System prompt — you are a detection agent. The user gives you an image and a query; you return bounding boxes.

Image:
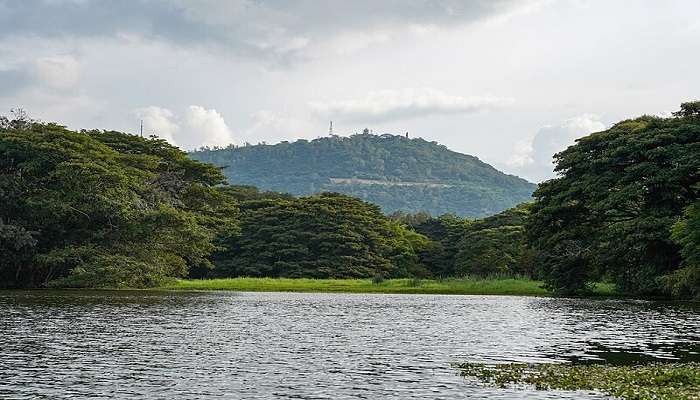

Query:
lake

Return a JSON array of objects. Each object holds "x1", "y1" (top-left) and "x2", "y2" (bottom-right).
[{"x1": 1, "y1": 291, "x2": 698, "y2": 399}]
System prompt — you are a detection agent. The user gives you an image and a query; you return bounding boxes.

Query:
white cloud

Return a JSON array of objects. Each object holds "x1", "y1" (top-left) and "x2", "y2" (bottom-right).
[
  {"x1": 310, "y1": 88, "x2": 514, "y2": 123},
  {"x1": 134, "y1": 106, "x2": 179, "y2": 145},
  {"x1": 32, "y1": 55, "x2": 80, "y2": 91},
  {"x1": 0, "y1": 1, "x2": 533, "y2": 65},
  {"x1": 182, "y1": 105, "x2": 235, "y2": 149},
  {"x1": 242, "y1": 110, "x2": 316, "y2": 143},
  {"x1": 134, "y1": 105, "x2": 234, "y2": 149},
  {"x1": 507, "y1": 114, "x2": 606, "y2": 182},
  {"x1": 327, "y1": 30, "x2": 393, "y2": 55}
]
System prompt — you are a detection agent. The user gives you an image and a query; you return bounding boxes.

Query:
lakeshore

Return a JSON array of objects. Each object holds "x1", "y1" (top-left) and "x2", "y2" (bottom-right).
[{"x1": 158, "y1": 277, "x2": 617, "y2": 296}]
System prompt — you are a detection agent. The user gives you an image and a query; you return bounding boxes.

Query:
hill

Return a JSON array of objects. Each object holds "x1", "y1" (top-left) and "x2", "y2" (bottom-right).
[{"x1": 190, "y1": 133, "x2": 536, "y2": 217}]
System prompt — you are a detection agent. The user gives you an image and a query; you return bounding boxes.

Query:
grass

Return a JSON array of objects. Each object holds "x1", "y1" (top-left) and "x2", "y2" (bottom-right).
[
  {"x1": 158, "y1": 277, "x2": 617, "y2": 297},
  {"x1": 454, "y1": 362, "x2": 700, "y2": 400}
]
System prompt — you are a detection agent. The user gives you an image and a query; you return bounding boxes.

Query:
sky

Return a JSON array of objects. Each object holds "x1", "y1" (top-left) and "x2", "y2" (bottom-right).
[{"x1": 1, "y1": 0, "x2": 698, "y2": 182}]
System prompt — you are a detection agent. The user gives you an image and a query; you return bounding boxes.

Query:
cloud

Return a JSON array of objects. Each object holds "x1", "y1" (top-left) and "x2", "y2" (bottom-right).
[
  {"x1": 508, "y1": 114, "x2": 606, "y2": 182},
  {"x1": 33, "y1": 55, "x2": 80, "y2": 91},
  {"x1": 134, "y1": 105, "x2": 234, "y2": 149},
  {"x1": 0, "y1": 68, "x2": 31, "y2": 95},
  {"x1": 326, "y1": 29, "x2": 393, "y2": 55},
  {"x1": 182, "y1": 105, "x2": 234, "y2": 149},
  {"x1": 310, "y1": 88, "x2": 514, "y2": 123},
  {"x1": 0, "y1": 0, "x2": 533, "y2": 63},
  {"x1": 0, "y1": 54, "x2": 80, "y2": 97},
  {"x1": 135, "y1": 106, "x2": 179, "y2": 145},
  {"x1": 242, "y1": 110, "x2": 316, "y2": 143}
]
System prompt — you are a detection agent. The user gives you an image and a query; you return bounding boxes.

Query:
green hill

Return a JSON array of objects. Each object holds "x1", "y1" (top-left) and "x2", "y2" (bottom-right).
[{"x1": 190, "y1": 133, "x2": 536, "y2": 217}]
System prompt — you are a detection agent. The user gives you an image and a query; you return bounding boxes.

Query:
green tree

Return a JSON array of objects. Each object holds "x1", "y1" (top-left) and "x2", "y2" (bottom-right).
[
  {"x1": 211, "y1": 193, "x2": 428, "y2": 279},
  {"x1": 663, "y1": 201, "x2": 700, "y2": 297},
  {"x1": 455, "y1": 204, "x2": 535, "y2": 277},
  {"x1": 528, "y1": 104, "x2": 699, "y2": 295},
  {"x1": 409, "y1": 214, "x2": 472, "y2": 277},
  {"x1": 672, "y1": 100, "x2": 700, "y2": 118},
  {"x1": 0, "y1": 119, "x2": 238, "y2": 288}
]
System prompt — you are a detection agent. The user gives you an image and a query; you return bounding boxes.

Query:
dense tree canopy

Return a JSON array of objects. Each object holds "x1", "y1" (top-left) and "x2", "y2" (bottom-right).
[
  {"x1": 392, "y1": 204, "x2": 534, "y2": 278},
  {"x1": 664, "y1": 201, "x2": 700, "y2": 297},
  {"x1": 0, "y1": 118, "x2": 238, "y2": 288},
  {"x1": 528, "y1": 103, "x2": 700, "y2": 295},
  {"x1": 190, "y1": 133, "x2": 535, "y2": 217},
  {"x1": 210, "y1": 192, "x2": 430, "y2": 279},
  {"x1": 454, "y1": 203, "x2": 535, "y2": 277},
  {"x1": 402, "y1": 213, "x2": 472, "y2": 277}
]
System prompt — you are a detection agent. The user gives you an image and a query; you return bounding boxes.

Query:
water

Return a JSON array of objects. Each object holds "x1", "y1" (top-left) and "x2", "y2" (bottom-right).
[{"x1": 1, "y1": 291, "x2": 698, "y2": 399}]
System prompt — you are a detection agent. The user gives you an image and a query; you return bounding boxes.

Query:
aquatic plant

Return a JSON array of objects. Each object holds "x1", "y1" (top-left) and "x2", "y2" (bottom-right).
[{"x1": 454, "y1": 362, "x2": 700, "y2": 400}]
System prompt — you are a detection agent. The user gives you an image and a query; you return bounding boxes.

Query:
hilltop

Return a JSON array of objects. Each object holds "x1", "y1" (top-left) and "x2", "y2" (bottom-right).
[{"x1": 190, "y1": 133, "x2": 536, "y2": 217}]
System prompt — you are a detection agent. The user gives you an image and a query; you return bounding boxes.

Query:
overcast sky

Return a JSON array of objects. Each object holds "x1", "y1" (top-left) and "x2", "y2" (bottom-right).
[{"x1": 1, "y1": 0, "x2": 698, "y2": 182}]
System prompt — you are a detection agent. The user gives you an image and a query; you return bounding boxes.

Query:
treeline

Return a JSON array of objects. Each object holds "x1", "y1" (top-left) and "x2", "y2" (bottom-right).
[
  {"x1": 1, "y1": 102, "x2": 698, "y2": 297},
  {"x1": 203, "y1": 188, "x2": 532, "y2": 280},
  {"x1": 0, "y1": 113, "x2": 532, "y2": 288}
]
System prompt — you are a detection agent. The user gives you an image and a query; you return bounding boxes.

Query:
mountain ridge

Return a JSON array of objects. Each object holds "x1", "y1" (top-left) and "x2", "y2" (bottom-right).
[{"x1": 190, "y1": 133, "x2": 535, "y2": 217}]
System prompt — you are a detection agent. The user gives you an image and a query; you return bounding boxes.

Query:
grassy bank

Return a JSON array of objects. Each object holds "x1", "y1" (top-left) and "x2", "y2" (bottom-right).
[{"x1": 159, "y1": 277, "x2": 616, "y2": 296}]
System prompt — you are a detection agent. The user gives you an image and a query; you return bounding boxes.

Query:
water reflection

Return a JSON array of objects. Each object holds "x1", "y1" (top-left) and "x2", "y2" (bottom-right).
[
  {"x1": 526, "y1": 298, "x2": 700, "y2": 364},
  {"x1": 0, "y1": 291, "x2": 697, "y2": 399}
]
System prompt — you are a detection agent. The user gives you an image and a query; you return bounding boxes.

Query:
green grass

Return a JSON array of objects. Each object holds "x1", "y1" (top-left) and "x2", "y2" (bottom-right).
[
  {"x1": 454, "y1": 362, "x2": 700, "y2": 400},
  {"x1": 158, "y1": 277, "x2": 616, "y2": 297}
]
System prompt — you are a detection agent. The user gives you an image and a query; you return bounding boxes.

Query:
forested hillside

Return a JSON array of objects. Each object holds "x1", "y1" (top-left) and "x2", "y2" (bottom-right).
[{"x1": 190, "y1": 133, "x2": 536, "y2": 217}]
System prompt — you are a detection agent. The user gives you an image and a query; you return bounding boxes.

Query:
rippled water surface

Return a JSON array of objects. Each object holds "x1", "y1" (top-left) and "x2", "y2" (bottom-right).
[{"x1": 1, "y1": 291, "x2": 698, "y2": 399}]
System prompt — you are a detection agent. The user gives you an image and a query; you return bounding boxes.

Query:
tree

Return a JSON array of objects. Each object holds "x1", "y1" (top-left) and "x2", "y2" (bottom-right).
[
  {"x1": 663, "y1": 201, "x2": 700, "y2": 297},
  {"x1": 672, "y1": 100, "x2": 700, "y2": 118},
  {"x1": 0, "y1": 119, "x2": 239, "y2": 288},
  {"x1": 409, "y1": 214, "x2": 472, "y2": 277},
  {"x1": 528, "y1": 104, "x2": 700, "y2": 295},
  {"x1": 455, "y1": 204, "x2": 535, "y2": 277},
  {"x1": 211, "y1": 193, "x2": 428, "y2": 279}
]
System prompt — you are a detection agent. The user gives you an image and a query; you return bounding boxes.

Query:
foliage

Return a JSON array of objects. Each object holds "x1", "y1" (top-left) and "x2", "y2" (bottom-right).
[
  {"x1": 673, "y1": 100, "x2": 700, "y2": 118},
  {"x1": 528, "y1": 105, "x2": 700, "y2": 295},
  {"x1": 0, "y1": 119, "x2": 238, "y2": 288},
  {"x1": 663, "y1": 201, "x2": 700, "y2": 297},
  {"x1": 455, "y1": 203, "x2": 535, "y2": 277},
  {"x1": 190, "y1": 133, "x2": 535, "y2": 217},
  {"x1": 394, "y1": 204, "x2": 535, "y2": 278},
  {"x1": 455, "y1": 362, "x2": 700, "y2": 400},
  {"x1": 397, "y1": 213, "x2": 472, "y2": 277},
  {"x1": 210, "y1": 192, "x2": 429, "y2": 279}
]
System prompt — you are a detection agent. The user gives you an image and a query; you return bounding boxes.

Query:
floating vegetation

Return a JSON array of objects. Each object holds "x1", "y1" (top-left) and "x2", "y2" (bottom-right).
[{"x1": 454, "y1": 362, "x2": 700, "y2": 400}]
